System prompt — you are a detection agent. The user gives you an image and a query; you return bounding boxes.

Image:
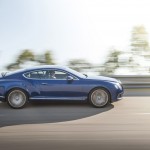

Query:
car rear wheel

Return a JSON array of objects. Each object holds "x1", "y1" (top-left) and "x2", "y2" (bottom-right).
[
  {"x1": 7, "y1": 89, "x2": 28, "y2": 109},
  {"x1": 89, "y1": 88, "x2": 110, "y2": 108}
]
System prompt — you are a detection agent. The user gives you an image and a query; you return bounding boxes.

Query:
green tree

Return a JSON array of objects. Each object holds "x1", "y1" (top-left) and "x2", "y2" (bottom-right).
[
  {"x1": 6, "y1": 50, "x2": 55, "y2": 70},
  {"x1": 6, "y1": 62, "x2": 20, "y2": 71},
  {"x1": 100, "y1": 25, "x2": 150, "y2": 75},
  {"x1": 131, "y1": 25, "x2": 149, "y2": 54},
  {"x1": 44, "y1": 51, "x2": 54, "y2": 65},
  {"x1": 101, "y1": 49, "x2": 122, "y2": 75},
  {"x1": 6, "y1": 49, "x2": 34, "y2": 70},
  {"x1": 129, "y1": 25, "x2": 150, "y2": 73},
  {"x1": 17, "y1": 49, "x2": 34, "y2": 64},
  {"x1": 67, "y1": 59, "x2": 92, "y2": 72},
  {"x1": 35, "y1": 51, "x2": 54, "y2": 65}
]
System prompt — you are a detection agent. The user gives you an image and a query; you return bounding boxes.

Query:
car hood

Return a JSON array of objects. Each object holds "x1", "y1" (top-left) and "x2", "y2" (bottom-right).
[{"x1": 86, "y1": 76, "x2": 119, "y2": 82}]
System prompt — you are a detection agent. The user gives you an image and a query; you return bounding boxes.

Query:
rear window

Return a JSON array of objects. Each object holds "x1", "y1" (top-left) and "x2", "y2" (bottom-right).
[{"x1": 24, "y1": 70, "x2": 44, "y2": 79}]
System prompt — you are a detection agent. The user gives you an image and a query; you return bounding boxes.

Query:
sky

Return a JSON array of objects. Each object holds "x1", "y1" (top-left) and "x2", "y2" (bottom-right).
[{"x1": 0, "y1": 0, "x2": 150, "y2": 69}]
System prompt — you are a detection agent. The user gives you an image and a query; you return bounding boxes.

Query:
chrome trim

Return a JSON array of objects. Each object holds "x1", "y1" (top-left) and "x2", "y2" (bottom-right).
[
  {"x1": 117, "y1": 97, "x2": 123, "y2": 100},
  {"x1": 117, "y1": 92, "x2": 123, "y2": 100},
  {"x1": 0, "y1": 96, "x2": 5, "y2": 98},
  {"x1": 29, "y1": 97, "x2": 85, "y2": 100}
]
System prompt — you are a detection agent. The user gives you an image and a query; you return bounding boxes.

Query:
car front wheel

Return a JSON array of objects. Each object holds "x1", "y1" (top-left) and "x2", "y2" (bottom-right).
[
  {"x1": 7, "y1": 89, "x2": 28, "y2": 109},
  {"x1": 89, "y1": 88, "x2": 110, "y2": 108}
]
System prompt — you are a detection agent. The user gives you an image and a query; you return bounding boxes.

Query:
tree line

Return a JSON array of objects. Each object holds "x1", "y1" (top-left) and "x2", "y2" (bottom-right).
[
  {"x1": 6, "y1": 50, "x2": 54, "y2": 70},
  {"x1": 6, "y1": 25, "x2": 150, "y2": 75}
]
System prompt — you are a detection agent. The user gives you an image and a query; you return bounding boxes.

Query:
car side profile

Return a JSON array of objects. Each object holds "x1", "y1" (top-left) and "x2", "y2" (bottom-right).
[{"x1": 0, "y1": 65, "x2": 123, "y2": 109}]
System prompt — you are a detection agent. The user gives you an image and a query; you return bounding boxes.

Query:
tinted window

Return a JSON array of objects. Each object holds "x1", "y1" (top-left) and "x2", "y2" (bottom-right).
[
  {"x1": 24, "y1": 69, "x2": 77, "y2": 80},
  {"x1": 42, "y1": 70, "x2": 68, "y2": 79},
  {"x1": 24, "y1": 70, "x2": 45, "y2": 79}
]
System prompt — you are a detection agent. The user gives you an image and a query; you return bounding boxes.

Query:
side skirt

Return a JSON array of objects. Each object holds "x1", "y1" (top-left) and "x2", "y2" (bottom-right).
[{"x1": 29, "y1": 96, "x2": 87, "y2": 101}]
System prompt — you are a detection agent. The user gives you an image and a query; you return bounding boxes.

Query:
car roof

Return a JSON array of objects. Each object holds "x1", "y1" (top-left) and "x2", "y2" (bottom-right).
[
  {"x1": 25, "y1": 65, "x2": 67, "y2": 71},
  {"x1": 5, "y1": 65, "x2": 68, "y2": 76}
]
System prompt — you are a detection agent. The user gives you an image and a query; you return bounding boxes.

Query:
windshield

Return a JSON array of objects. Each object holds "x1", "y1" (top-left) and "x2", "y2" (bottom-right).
[{"x1": 65, "y1": 67, "x2": 86, "y2": 78}]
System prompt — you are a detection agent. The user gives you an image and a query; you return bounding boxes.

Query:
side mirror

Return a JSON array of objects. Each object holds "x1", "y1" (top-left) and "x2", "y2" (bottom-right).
[
  {"x1": 83, "y1": 74, "x2": 88, "y2": 77},
  {"x1": 67, "y1": 75, "x2": 74, "y2": 81}
]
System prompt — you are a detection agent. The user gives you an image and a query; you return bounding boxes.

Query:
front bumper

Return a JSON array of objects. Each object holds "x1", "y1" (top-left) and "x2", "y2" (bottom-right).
[
  {"x1": 111, "y1": 82, "x2": 124, "y2": 102},
  {"x1": 117, "y1": 92, "x2": 124, "y2": 100}
]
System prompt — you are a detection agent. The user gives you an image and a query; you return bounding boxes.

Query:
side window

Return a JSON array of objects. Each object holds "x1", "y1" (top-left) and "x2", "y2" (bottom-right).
[
  {"x1": 24, "y1": 70, "x2": 45, "y2": 79},
  {"x1": 43, "y1": 70, "x2": 76, "y2": 80},
  {"x1": 55, "y1": 71, "x2": 67, "y2": 79},
  {"x1": 43, "y1": 70, "x2": 67, "y2": 79},
  {"x1": 53, "y1": 70, "x2": 77, "y2": 80},
  {"x1": 24, "y1": 70, "x2": 78, "y2": 80},
  {"x1": 37, "y1": 70, "x2": 45, "y2": 78}
]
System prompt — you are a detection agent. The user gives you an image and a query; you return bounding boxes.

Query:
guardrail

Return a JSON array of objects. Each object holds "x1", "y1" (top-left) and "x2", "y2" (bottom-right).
[{"x1": 110, "y1": 75, "x2": 150, "y2": 96}]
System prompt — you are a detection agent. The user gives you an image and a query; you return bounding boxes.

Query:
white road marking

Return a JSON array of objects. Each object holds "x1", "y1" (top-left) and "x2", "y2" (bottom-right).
[{"x1": 136, "y1": 113, "x2": 150, "y2": 115}]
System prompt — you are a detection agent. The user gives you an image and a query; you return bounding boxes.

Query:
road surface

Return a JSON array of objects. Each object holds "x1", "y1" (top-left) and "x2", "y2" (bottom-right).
[{"x1": 0, "y1": 97, "x2": 150, "y2": 150}]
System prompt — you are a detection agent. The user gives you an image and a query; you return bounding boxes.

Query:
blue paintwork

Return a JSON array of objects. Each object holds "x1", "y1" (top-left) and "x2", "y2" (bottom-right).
[{"x1": 0, "y1": 65, "x2": 123, "y2": 102}]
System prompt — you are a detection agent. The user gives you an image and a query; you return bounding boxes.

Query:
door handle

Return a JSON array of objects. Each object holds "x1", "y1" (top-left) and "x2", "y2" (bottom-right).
[{"x1": 41, "y1": 83, "x2": 48, "y2": 85}]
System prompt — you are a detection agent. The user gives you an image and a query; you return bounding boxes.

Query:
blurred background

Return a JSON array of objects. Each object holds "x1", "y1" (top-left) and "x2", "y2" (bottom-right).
[{"x1": 1, "y1": 0, "x2": 150, "y2": 75}]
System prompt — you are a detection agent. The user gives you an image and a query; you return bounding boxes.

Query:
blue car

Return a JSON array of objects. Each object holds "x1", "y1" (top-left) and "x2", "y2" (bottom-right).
[{"x1": 0, "y1": 65, "x2": 123, "y2": 109}]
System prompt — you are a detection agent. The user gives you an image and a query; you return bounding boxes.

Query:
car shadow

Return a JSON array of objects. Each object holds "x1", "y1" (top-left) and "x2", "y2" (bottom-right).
[{"x1": 0, "y1": 101, "x2": 114, "y2": 128}]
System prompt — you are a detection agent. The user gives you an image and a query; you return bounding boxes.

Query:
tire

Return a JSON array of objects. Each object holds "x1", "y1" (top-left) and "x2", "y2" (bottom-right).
[
  {"x1": 7, "y1": 89, "x2": 28, "y2": 109},
  {"x1": 89, "y1": 88, "x2": 110, "y2": 108}
]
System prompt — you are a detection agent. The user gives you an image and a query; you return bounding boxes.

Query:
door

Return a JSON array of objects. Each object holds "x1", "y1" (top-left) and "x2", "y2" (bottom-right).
[{"x1": 37, "y1": 69, "x2": 84, "y2": 100}]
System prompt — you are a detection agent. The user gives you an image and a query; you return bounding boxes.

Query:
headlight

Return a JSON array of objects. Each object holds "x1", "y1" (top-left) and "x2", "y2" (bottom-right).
[
  {"x1": 115, "y1": 83, "x2": 122, "y2": 89},
  {"x1": 117, "y1": 80, "x2": 122, "y2": 84}
]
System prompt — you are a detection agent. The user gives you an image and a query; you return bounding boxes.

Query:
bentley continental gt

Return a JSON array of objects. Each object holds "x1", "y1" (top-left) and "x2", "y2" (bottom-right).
[{"x1": 0, "y1": 65, "x2": 123, "y2": 109}]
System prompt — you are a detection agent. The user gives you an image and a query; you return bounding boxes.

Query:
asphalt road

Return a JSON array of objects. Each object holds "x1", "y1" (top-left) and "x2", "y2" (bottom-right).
[{"x1": 1, "y1": 97, "x2": 150, "y2": 150}]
